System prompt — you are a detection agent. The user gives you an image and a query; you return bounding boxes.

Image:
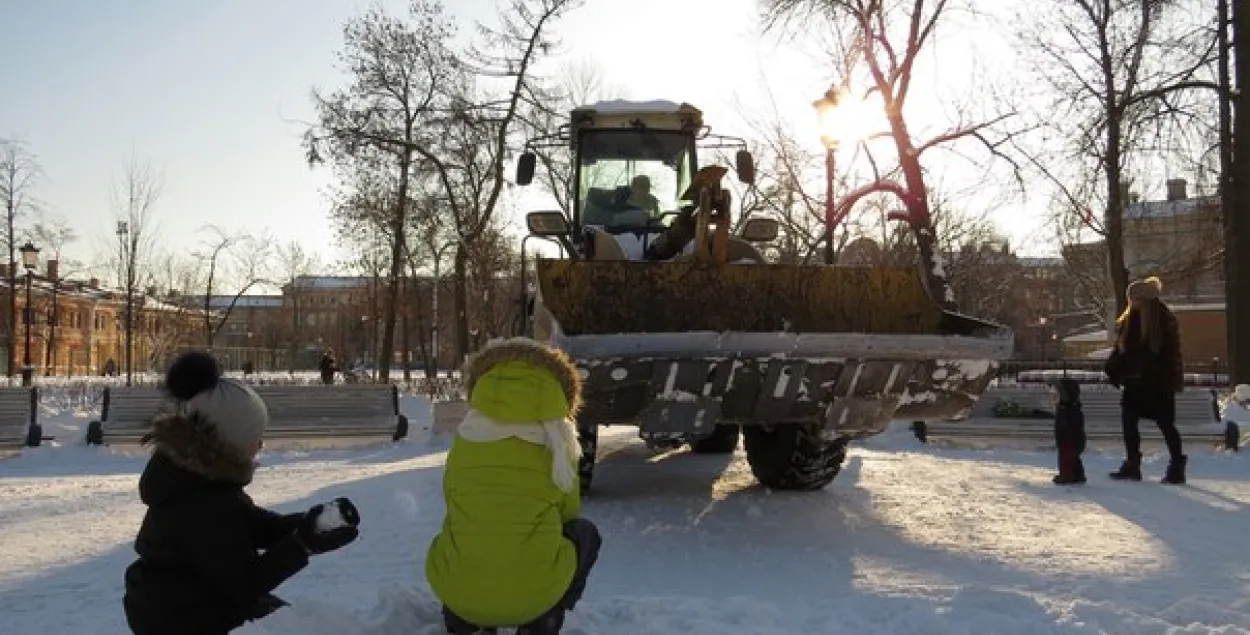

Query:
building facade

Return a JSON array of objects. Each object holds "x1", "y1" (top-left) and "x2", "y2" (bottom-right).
[
  {"x1": 1060, "y1": 178, "x2": 1227, "y2": 362},
  {"x1": 0, "y1": 260, "x2": 200, "y2": 377}
]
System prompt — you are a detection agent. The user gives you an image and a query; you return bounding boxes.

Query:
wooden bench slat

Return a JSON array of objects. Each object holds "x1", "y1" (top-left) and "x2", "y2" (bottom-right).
[
  {"x1": 89, "y1": 385, "x2": 406, "y2": 446},
  {"x1": 0, "y1": 388, "x2": 35, "y2": 451}
]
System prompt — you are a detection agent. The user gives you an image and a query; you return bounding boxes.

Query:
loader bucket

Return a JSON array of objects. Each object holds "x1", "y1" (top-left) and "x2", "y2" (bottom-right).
[
  {"x1": 535, "y1": 259, "x2": 945, "y2": 335},
  {"x1": 531, "y1": 259, "x2": 1012, "y2": 439}
]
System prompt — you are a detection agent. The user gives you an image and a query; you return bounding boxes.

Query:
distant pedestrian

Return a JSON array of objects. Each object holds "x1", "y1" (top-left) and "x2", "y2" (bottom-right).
[
  {"x1": 1051, "y1": 378, "x2": 1086, "y2": 485},
  {"x1": 1105, "y1": 276, "x2": 1187, "y2": 484},
  {"x1": 318, "y1": 350, "x2": 337, "y2": 385}
]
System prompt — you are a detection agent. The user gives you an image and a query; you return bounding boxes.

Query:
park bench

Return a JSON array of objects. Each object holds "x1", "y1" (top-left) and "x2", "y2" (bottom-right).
[
  {"x1": 912, "y1": 385, "x2": 1240, "y2": 450},
  {"x1": 86, "y1": 384, "x2": 409, "y2": 446},
  {"x1": 0, "y1": 387, "x2": 43, "y2": 454},
  {"x1": 432, "y1": 400, "x2": 469, "y2": 435}
]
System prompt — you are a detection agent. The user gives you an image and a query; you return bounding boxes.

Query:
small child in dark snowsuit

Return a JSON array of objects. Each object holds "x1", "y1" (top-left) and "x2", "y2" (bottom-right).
[
  {"x1": 1052, "y1": 378, "x2": 1087, "y2": 485},
  {"x1": 123, "y1": 351, "x2": 362, "y2": 635}
]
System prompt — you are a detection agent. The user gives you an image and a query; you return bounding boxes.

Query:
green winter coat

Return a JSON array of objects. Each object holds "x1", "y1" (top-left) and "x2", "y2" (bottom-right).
[{"x1": 425, "y1": 341, "x2": 584, "y2": 628}]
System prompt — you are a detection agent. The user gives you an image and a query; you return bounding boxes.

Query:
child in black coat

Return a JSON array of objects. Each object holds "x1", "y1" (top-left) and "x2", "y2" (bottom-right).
[
  {"x1": 1052, "y1": 378, "x2": 1087, "y2": 485},
  {"x1": 123, "y1": 351, "x2": 363, "y2": 635}
]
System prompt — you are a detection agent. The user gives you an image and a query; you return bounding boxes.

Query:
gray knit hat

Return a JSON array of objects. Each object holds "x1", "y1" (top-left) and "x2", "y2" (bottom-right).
[{"x1": 164, "y1": 351, "x2": 268, "y2": 454}]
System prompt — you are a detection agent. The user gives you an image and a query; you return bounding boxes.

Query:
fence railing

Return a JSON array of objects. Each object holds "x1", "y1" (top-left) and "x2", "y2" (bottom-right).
[
  {"x1": 5, "y1": 371, "x2": 467, "y2": 414},
  {"x1": 995, "y1": 359, "x2": 1229, "y2": 387}
]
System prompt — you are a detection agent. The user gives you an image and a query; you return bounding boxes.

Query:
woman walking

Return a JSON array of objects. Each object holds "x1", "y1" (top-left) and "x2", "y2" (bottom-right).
[{"x1": 1105, "y1": 276, "x2": 1187, "y2": 484}]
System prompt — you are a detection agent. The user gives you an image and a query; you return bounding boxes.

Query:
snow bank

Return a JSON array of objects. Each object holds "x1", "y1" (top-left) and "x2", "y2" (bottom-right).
[{"x1": 5, "y1": 417, "x2": 1250, "y2": 634}]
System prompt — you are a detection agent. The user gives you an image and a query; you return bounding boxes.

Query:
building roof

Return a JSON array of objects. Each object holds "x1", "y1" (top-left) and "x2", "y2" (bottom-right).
[
  {"x1": 1124, "y1": 195, "x2": 1219, "y2": 219},
  {"x1": 1019, "y1": 257, "x2": 1063, "y2": 268},
  {"x1": 199, "y1": 295, "x2": 284, "y2": 309},
  {"x1": 292, "y1": 276, "x2": 372, "y2": 289}
]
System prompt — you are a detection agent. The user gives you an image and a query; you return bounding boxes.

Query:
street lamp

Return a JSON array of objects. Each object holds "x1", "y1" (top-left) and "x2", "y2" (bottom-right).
[
  {"x1": 18, "y1": 242, "x2": 39, "y2": 387},
  {"x1": 117, "y1": 220, "x2": 133, "y2": 386},
  {"x1": 813, "y1": 87, "x2": 843, "y2": 265}
]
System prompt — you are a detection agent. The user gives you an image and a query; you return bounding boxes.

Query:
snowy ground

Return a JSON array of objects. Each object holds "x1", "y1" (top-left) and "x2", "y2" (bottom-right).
[{"x1": 2, "y1": 403, "x2": 1249, "y2": 634}]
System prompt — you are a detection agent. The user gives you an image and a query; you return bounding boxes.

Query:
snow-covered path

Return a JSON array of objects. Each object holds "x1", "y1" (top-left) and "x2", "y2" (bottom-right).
[{"x1": 2, "y1": 419, "x2": 1249, "y2": 634}]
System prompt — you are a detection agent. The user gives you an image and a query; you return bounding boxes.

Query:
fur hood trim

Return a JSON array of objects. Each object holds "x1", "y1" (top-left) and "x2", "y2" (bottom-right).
[
  {"x1": 143, "y1": 413, "x2": 257, "y2": 485},
  {"x1": 463, "y1": 338, "x2": 582, "y2": 417}
]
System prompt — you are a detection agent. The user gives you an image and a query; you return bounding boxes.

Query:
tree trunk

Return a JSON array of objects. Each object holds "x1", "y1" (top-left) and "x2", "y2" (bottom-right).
[
  {"x1": 288, "y1": 287, "x2": 299, "y2": 373},
  {"x1": 401, "y1": 274, "x2": 411, "y2": 383},
  {"x1": 378, "y1": 150, "x2": 412, "y2": 383},
  {"x1": 1105, "y1": 125, "x2": 1130, "y2": 321},
  {"x1": 125, "y1": 286, "x2": 134, "y2": 386},
  {"x1": 45, "y1": 286, "x2": 56, "y2": 376},
  {"x1": 453, "y1": 246, "x2": 470, "y2": 365},
  {"x1": 7, "y1": 210, "x2": 15, "y2": 378},
  {"x1": 1226, "y1": 0, "x2": 1250, "y2": 383},
  {"x1": 889, "y1": 110, "x2": 957, "y2": 312}
]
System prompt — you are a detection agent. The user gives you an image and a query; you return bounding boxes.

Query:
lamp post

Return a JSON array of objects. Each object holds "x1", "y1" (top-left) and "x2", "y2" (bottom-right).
[
  {"x1": 18, "y1": 242, "x2": 39, "y2": 387},
  {"x1": 46, "y1": 260, "x2": 59, "y2": 377},
  {"x1": 813, "y1": 87, "x2": 843, "y2": 265},
  {"x1": 117, "y1": 220, "x2": 133, "y2": 386}
]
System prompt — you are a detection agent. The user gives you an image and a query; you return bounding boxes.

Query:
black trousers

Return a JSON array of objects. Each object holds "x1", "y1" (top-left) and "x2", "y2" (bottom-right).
[
  {"x1": 443, "y1": 518, "x2": 602, "y2": 632},
  {"x1": 1121, "y1": 383, "x2": 1184, "y2": 460}
]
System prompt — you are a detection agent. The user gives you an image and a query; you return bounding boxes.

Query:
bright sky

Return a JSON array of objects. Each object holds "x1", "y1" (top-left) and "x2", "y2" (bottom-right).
[{"x1": 1, "y1": 0, "x2": 1043, "y2": 282}]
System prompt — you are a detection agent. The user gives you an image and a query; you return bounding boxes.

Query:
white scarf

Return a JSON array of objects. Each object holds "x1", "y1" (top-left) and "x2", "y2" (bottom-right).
[{"x1": 456, "y1": 408, "x2": 580, "y2": 492}]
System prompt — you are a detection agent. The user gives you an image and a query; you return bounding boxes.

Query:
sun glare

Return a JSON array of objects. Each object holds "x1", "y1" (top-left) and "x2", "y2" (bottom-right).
[{"x1": 815, "y1": 88, "x2": 888, "y2": 149}]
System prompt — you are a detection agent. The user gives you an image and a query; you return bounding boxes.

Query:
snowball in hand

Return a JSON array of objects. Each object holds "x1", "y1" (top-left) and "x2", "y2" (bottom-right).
[{"x1": 314, "y1": 499, "x2": 353, "y2": 533}]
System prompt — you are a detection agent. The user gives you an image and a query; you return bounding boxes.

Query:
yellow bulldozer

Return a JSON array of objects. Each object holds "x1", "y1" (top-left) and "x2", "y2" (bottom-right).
[{"x1": 513, "y1": 100, "x2": 1012, "y2": 493}]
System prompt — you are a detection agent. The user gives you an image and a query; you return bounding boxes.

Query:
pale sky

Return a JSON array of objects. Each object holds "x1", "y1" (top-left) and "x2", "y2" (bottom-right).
[{"x1": 1, "y1": 0, "x2": 1046, "y2": 283}]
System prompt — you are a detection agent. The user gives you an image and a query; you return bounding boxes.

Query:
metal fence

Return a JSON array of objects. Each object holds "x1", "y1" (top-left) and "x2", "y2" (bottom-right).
[{"x1": 996, "y1": 359, "x2": 1229, "y2": 387}]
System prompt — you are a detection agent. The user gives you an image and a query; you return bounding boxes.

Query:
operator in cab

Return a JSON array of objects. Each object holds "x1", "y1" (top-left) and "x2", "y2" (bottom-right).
[{"x1": 625, "y1": 175, "x2": 661, "y2": 219}]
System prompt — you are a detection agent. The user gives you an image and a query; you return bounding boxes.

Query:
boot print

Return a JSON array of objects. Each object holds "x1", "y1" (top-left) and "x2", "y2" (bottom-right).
[
  {"x1": 1109, "y1": 453, "x2": 1142, "y2": 481},
  {"x1": 1161, "y1": 455, "x2": 1187, "y2": 485}
]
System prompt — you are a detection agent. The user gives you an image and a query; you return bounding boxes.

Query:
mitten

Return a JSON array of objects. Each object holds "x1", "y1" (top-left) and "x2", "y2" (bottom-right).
[{"x1": 295, "y1": 497, "x2": 360, "y2": 555}]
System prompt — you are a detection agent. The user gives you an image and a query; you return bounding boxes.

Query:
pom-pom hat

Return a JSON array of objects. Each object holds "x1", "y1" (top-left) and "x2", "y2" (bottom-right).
[{"x1": 164, "y1": 351, "x2": 268, "y2": 454}]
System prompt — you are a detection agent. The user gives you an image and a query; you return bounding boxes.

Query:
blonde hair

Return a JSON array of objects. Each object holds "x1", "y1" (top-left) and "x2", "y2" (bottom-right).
[{"x1": 1115, "y1": 276, "x2": 1164, "y2": 353}]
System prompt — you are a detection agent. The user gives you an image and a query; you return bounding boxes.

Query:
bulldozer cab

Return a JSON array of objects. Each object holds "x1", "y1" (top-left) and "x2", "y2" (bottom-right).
[{"x1": 515, "y1": 100, "x2": 756, "y2": 260}]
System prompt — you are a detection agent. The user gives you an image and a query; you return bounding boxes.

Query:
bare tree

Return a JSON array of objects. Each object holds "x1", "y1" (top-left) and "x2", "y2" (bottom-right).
[
  {"x1": 30, "y1": 214, "x2": 80, "y2": 376},
  {"x1": 1226, "y1": 0, "x2": 1250, "y2": 381},
  {"x1": 190, "y1": 225, "x2": 272, "y2": 347},
  {"x1": 0, "y1": 140, "x2": 41, "y2": 377},
  {"x1": 414, "y1": 0, "x2": 580, "y2": 363},
  {"x1": 274, "y1": 240, "x2": 322, "y2": 372},
  {"x1": 142, "y1": 253, "x2": 200, "y2": 371},
  {"x1": 112, "y1": 155, "x2": 162, "y2": 386},
  {"x1": 305, "y1": 0, "x2": 462, "y2": 381},
  {"x1": 405, "y1": 192, "x2": 458, "y2": 377},
  {"x1": 764, "y1": 0, "x2": 1021, "y2": 311},
  {"x1": 1015, "y1": 0, "x2": 1220, "y2": 317},
  {"x1": 525, "y1": 58, "x2": 627, "y2": 218}
]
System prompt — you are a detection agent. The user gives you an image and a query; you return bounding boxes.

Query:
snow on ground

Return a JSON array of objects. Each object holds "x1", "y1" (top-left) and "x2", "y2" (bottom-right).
[{"x1": 2, "y1": 405, "x2": 1250, "y2": 634}]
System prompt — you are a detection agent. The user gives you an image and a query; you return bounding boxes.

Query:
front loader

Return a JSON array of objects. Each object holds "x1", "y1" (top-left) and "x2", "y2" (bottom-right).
[{"x1": 513, "y1": 100, "x2": 1012, "y2": 493}]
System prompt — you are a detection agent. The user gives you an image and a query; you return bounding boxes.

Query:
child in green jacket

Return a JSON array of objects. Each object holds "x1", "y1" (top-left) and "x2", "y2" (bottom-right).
[{"x1": 425, "y1": 338, "x2": 601, "y2": 635}]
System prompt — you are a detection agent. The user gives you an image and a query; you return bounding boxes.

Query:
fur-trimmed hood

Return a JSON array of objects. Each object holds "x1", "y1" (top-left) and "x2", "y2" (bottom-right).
[
  {"x1": 140, "y1": 413, "x2": 257, "y2": 500},
  {"x1": 462, "y1": 338, "x2": 582, "y2": 418}
]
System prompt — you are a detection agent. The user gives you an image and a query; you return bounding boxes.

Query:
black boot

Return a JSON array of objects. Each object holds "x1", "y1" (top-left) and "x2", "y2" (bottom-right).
[
  {"x1": 1053, "y1": 446, "x2": 1086, "y2": 485},
  {"x1": 1109, "y1": 453, "x2": 1142, "y2": 481},
  {"x1": 517, "y1": 608, "x2": 565, "y2": 635},
  {"x1": 442, "y1": 606, "x2": 496, "y2": 635},
  {"x1": 1161, "y1": 455, "x2": 1187, "y2": 485}
]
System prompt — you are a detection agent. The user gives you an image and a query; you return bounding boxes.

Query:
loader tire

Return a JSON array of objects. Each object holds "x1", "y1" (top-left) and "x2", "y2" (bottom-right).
[
  {"x1": 689, "y1": 424, "x2": 741, "y2": 454},
  {"x1": 742, "y1": 424, "x2": 848, "y2": 491}
]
